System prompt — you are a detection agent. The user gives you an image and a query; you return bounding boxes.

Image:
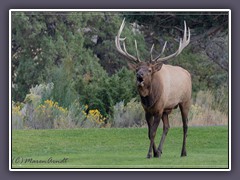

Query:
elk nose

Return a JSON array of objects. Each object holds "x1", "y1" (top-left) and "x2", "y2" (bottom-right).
[
  {"x1": 137, "y1": 72, "x2": 143, "y2": 78},
  {"x1": 137, "y1": 72, "x2": 144, "y2": 82}
]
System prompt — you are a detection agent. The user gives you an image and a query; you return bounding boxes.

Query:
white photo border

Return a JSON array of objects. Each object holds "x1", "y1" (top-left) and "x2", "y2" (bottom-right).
[{"x1": 9, "y1": 9, "x2": 231, "y2": 172}]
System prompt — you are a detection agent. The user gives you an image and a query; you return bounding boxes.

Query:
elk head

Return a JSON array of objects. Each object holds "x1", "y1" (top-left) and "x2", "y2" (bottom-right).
[{"x1": 115, "y1": 18, "x2": 190, "y2": 97}]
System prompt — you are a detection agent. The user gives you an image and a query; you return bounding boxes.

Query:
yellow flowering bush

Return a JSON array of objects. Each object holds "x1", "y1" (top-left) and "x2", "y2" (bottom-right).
[
  {"x1": 12, "y1": 102, "x2": 24, "y2": 129},
  {"x1": 13, "y1": 83, "x2": 107, "y2": 129},
  {"x1": 37, "y1": 100, "x2": 68, "y2": 114},
  {"x1": 33, "y1": 100, "x2": 106, "y2": 129},
  {"x1": 33, "y1": 100, "x2": 69, "y2": 129},
  {"x1": 85, "y1": 109, "x2": 106, "y2": 127},
  {"x1": 13, "y1": 96, "x2": 107, "y2": 129},
  {"x1": 12, "y1": 103, "x2": 22, "y2": 116}
]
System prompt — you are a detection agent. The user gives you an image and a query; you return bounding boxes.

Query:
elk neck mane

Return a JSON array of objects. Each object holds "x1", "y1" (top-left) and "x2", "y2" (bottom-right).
[{"x1": 140, "y1": 72, "x2": 162, "y2": 109}]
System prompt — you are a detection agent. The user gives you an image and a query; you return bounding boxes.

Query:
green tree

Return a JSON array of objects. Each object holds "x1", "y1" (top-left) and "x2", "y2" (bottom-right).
[
  {"x1": 12, "y1": 12, "x2": 90, "y2": 101},
  {"x1": 11, "y1": 11, "x2": 229, "y2": 121}
]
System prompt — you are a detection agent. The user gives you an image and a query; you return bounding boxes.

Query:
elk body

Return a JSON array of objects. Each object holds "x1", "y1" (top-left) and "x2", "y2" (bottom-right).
[{"x1": 115, "y1": 19, "x2": 192, "y2": 158}]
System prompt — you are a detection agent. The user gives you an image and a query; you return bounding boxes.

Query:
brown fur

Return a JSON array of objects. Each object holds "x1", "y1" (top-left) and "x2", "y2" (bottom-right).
[{"x1": 130, "y1": 61, "x2": 192, "y2": 158}]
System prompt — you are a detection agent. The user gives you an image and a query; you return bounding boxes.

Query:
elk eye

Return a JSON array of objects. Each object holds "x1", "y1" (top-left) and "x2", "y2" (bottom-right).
[{"x1": 148, "y1": 68, "x2": 152, "y2": 73}]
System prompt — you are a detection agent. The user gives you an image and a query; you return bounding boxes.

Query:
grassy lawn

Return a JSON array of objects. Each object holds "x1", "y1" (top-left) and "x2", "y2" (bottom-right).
[{"x1": 11, "y1": 126, "x2": 229, "y2": 169}]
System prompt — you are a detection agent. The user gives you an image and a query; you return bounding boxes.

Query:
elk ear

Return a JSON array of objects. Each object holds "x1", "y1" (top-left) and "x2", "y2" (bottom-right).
[
  {"x1": 152, "y1": 62, "x2": 163, "y2": 73},
  {"x1": 127, "y1": 62, "x2": 138, "y2": 71}
]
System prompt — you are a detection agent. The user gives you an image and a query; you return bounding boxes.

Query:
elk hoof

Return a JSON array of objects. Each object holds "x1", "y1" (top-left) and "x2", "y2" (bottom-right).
[
  {"x1": 154, "y1": 151, "x2": 160, "y2": 158},
  {"x1": 146, "y1": 154, "x2": 152, "y2": 159},
  {"x1": 181, "y1": 151, "x2": 187, "y2": 157}
]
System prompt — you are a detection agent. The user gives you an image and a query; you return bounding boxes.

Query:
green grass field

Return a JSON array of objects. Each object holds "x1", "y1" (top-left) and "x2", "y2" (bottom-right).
[{"x1": 11, "y1": 126, "x2": 229, "y2": 169}]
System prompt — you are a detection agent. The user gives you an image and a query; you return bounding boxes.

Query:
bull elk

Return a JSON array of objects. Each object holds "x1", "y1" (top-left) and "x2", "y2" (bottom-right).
[{"x1": 115, "y1": 18, "x2": 192, "y2": 158}]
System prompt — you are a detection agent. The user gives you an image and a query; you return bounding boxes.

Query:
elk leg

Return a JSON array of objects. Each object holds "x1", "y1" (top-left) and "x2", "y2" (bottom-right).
[
  {"x1": 157, "y1": 112, "x2": 170, "y2": 157},
  {"x1": 146, "y1": 113, "x2": 157, "y2": 158},
  {"x1": 146, "y1": 113, "x2": 160, "y2": 158},
  {"x1": 179, "y1": 102, "x2": 190, "y2": 157}
]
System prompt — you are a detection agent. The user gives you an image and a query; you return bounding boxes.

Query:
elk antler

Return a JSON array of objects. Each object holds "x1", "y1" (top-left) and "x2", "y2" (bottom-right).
[
  {"x1": 115, "y1": 18, "x2": 141, "y2": 63},
  {"x1": 150, "y1": 41, "x2": 167, "y2": 61},
  {"x1": 151, "y1": 21, "x2": 190, "y2": 62}
]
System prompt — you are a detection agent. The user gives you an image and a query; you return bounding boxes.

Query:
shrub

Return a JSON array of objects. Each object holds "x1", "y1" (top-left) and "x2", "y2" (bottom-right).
[
  {"x1": 30, "y1": 99, "x2": 106, "y2": 129},
  {"x1": 28, "y1": 82, "x2": 54, "y2": 102},
  {"x1": 68, "y1": 101, "x2": 106, "y2": 128},
  {"x1": 14, "y1": 92, "x2": 107, "y2": 129},
  {"x1": 82, "y1": 109, "x2": 106, "y2": 128},
  {"x1": 12, "y1": 102, "x2": 24, "y2": 129},
  {"x1": 193, "y1": 88, "x2": 228, "y2": 115},
  {"x1": 212, "y1": 86, "x2": 228, "y2": 114},
  {"x1": 195, "y1": 90, "x2": 214, "y2": 109},
  {"x1": 190, "y1": 90, "x2": 228, "y2": 126},
  {"x1": 112, "y1": 98, "x2": 145, "y2": 128},
  {"x1": 78, "y1": 67, "x2": 138, "y2": 118},
  {"x1": 169, "y1": 90, "x2": 228, "y2": 127},
  {"x1": 31, "y1": 100, "x2": 69, "y2": 129},
  {"x1": 188, "y1": 104, "x2": 228, "y2": 126},
  {"x1": 19, "y1": 93, "x2": 41, "y2": 129},
  {"x1": 67, "y1": 101, "x2": 87, "y2": 127},
  {"x1": 22, "y1": 83, "x2": 53, "y2": 128}
]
